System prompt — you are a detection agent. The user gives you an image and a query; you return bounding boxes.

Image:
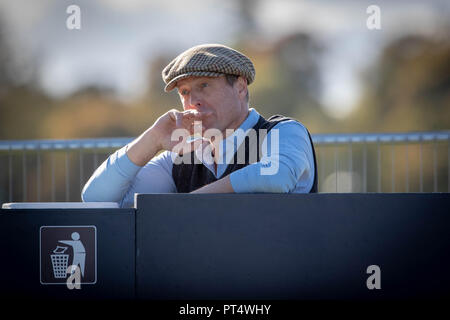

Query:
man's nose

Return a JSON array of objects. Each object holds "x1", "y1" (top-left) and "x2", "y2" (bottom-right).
[{"x1": 185, "y1": 91, "x2": 202, "y2": 110}]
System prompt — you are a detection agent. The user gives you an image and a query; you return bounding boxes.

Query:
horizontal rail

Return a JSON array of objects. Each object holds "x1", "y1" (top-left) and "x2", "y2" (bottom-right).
[
  {"x1": 0, "y1": 137, "x2": 133, "y2": 151},
  {"x1": 313, "y1": 131, "x2": 450, "y2": 144},
  {"x1": 0, "y1": 131, "x2": 449, "y2": 151}
]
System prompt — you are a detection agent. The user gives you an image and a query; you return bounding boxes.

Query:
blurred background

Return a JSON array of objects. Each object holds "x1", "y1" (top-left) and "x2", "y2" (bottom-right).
[{"x1": 0, "y1": 0, "x2": 449, "y2": 202}]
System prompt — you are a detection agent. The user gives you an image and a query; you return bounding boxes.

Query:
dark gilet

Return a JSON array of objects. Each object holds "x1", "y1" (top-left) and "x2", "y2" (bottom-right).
[{"x1": 172, "y1": 115, "x2": 318, "y2": 193}]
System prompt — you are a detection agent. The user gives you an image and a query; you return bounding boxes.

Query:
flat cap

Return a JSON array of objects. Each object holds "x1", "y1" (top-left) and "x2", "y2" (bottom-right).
[{"x1": 162, "y1": 43, "x2": 255, "y2": 92}]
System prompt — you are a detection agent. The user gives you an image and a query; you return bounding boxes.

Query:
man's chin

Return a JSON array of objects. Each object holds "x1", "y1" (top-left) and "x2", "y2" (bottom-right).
[{"x1": 200, "y1": 122, "x2": 217, "y2": 133}]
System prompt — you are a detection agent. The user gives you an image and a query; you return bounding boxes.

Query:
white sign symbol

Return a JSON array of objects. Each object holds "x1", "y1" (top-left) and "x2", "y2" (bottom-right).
[
  {"x1": 50, "y1": 246, "x2": 70, "y2": 279},
  {"x1": 58, "y1": 232, "x2": 86, "y2": 277},
  {"x1": 40, "y1": 225, "x2": 97, "y2": 285}
]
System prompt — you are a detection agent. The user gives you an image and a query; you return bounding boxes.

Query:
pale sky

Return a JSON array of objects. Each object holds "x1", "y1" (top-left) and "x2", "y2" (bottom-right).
[{"x1": 0, "y1": 0, "x2": 448, "y2": 118}]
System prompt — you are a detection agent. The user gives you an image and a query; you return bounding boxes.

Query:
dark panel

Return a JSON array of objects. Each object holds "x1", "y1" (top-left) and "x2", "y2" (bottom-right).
[
  {"x1": 0, "y1": 209, "x2": 135, "y2": 299},
  {"x1": 136, "y1": 193, "x2": 450, "y2": 299}
]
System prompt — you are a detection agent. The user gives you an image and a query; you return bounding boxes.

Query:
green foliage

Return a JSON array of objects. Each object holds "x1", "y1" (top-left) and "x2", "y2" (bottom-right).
[
  {"x1": 344, "y1": 34, "x2": 450, "y2": 132},
  {"x1": 1, "y1": 30, "x2": 449, "y2": 140}
]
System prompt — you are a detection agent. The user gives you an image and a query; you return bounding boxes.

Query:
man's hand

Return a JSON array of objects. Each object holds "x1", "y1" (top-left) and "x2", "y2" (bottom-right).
[
  {"x1": 126, "y1": 109, "x2": 211, "y2": 167},
  {"x1": 154, "y1": 109, "x2": 210, "y2": 151}
]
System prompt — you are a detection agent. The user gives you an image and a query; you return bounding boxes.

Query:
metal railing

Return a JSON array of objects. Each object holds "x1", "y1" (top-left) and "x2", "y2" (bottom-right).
[
  {"x1": 0, "y1": 131, "x2": 449, "y2": 203},
  {"x1": 0, "y1": 138, "x2": 131, "y2": 203},
  {"x1": 313, "y1": 131, "x2": 450, "y2": 193}
]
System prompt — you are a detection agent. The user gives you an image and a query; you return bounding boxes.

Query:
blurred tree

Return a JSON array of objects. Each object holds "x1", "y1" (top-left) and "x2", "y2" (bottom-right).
[
  {"x1": 235, "y1": 0, "x2": 260, "y2": 40},
  {"x1": 0, "y1": 18, "x2": 54, "y2": 140},
  {"x1": 245, "y1": 32, "x2": 334, "y2": 133},
  {"x1": 39, "y1": 85, "x2": 166, "y2": 139},
  {"x1": 347, "y1": 34, "x2": 450, "y2": 132},
  {"x1": 0, "y1": 19, "x2": 12, "y2": 92},
  {"x1": 144, "y1": 54, "x2": 182, "y2": 116}
]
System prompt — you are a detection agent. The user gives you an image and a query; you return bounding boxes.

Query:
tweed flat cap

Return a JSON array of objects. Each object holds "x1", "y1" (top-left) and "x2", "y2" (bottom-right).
[{"x1": 162, "y1": 44, "x2": 255, "y2": 92}]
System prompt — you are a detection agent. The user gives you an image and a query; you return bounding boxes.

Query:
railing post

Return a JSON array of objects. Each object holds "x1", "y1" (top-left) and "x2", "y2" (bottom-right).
[
  {"x1": 22, "y1": 150, "x2": 27, "y2": 202},
  {"x1": 419, "y1": 141, "x2": 423, "y2": 193},
  {"x1": 391, "y1": 145, "x2": 395, "y2": 193},
  {"x1": 79, "y1": 149, "x2": 84, "y2": 196},
  {"x1": 51, "y1": 151, "x2": 55, "y2": 202},
  {"x1": 8, "y1": 147, "x2": 12, "y2": 202},
  {"x1": 377, "y1": 140, "x2": 381, "y2": 193},
  {"x1": 405, "y1": 144, "x2": 409, "y2": 192},
  {"x1": 37, "y1": 150, "x2": 41, "y2": 201},
  {"x1": 348, "y1": 141, "x2": 352, "y2": 193},
  {"x1": 319, "y1": 147, "x2": 324, "y2": 193},
  {"x1": 65, "y1": 151, "x2": 70, "y2": 201},
  {"x1": 94, "y1": 151, "x2": 98, "y2": 169},
  {"x1": 334, "y1": 146, "x2": 338, "y2": 193},
  {"x1": 433, "y1": 141, "x2": 437, "y2": 192},
  {"x1": 363, "y1": 142, "x2": 367, "y2": 193}
]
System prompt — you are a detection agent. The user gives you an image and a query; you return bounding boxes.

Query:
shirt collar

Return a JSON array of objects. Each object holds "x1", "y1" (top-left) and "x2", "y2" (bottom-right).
[
  {"x1": 220, "y1": 107, "x2": 260, "y2": 163},
  {"x1": 236, "y1": 107, "x2": 260, "y2": 132}
]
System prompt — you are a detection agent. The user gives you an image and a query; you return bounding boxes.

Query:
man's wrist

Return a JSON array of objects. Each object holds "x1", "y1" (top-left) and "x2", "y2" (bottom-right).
[
  {"x1": 126, "y1": 127, "x2": 162, "y2": 166},
  {"x1": 191, "y1": 175, "x2": 234, "y2": 193}
]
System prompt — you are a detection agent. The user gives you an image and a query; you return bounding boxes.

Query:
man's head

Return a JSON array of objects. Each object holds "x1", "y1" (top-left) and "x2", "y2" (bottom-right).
[{"x1": 162, "y1": 44, "x2": 255, "y2": 132}]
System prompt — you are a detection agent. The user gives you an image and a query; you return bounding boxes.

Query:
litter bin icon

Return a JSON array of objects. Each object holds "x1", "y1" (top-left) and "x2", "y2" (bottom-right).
[
  {"x1": 40, "y1": 226, "x2": 96, "y2": 285},
  {"x1": 50, "y1": 246, "x2": 69, "y2": 279}
]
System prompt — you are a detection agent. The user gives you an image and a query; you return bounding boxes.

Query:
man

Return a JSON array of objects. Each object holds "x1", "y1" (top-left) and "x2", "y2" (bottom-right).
[{"x1": 82, "y1": 44, "x2": 317, "y2": 208}]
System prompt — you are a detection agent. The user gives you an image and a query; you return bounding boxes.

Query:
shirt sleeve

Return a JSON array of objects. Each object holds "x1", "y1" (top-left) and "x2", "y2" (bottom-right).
[
  {"x1": 81, "y1": 146, "x2": 176, "y2": 207},
  {"x1": 229, "y1": 120, "x2": 314, "y2": 193}
]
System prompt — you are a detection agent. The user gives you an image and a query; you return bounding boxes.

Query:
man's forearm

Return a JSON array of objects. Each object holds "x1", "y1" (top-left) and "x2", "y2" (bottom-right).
[
  {"x1": 81, "y1": 147, "x2": 141, "y2": 203},
  {"x1": 126, "y1": 127, "x2": 162, "y2": 167},
  {"x1": 82, "y1": 126, "x2": 162, "y2": 203},
  {"x1": 191, "y1": 175, "x2": 235, "y2": 193}
]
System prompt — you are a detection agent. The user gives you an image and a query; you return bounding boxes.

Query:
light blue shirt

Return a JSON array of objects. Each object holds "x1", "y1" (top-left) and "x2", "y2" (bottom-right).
[{"x1": 82, "y1": 108, "x2": 315, "y2": 207}]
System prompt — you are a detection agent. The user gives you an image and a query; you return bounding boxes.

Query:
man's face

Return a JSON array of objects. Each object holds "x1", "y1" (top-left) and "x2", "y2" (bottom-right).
[{"x1": 176, "y1": 75, "x2": 248, "y2": 133}]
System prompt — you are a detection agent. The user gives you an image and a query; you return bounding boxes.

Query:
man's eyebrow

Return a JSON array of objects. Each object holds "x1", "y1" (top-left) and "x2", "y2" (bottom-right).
[{"x1": 177, "y1": 77, "x2": 209, "y2": 90}]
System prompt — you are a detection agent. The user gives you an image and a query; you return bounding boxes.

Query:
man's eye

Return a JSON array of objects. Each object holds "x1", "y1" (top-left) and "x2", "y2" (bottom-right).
[
  {"x1": 201, "y1": 83, "x2": 208, "y2": 88},
  {"x1": 181, "y1": 89, "x2": 188, "y2": 95}
]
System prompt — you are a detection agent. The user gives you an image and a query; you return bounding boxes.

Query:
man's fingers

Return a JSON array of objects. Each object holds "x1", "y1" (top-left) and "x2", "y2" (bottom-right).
[
  {"x1": 195, "y1": 110, "x2": 213, "y2": 120},
  {"x1": 168, "y1": 110, "x2": 181, "y2": 125},
  {"x1": 175, "y1": 112, "x2": 184, "y2": 127},
  {"x1": 183, "y1": 110, "x2": 213, "y2": 120},
  {"x1": 168, "y1": 110, "x2": 177, "y2": 121},
  {"x1": 168, "y1": 110, "x2": 185, "y2": 127},
  {"x1": 183, "y1": 109, "x2": 200, "y2": 117},
  {"x1": 169, "y1": 109, "x2": 212, "y2": 132}
]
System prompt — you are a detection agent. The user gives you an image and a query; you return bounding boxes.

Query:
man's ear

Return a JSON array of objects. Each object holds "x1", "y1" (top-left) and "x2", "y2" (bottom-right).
[{"x1": 236, "y1": 76, "x2": 248, "y2": 100}]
